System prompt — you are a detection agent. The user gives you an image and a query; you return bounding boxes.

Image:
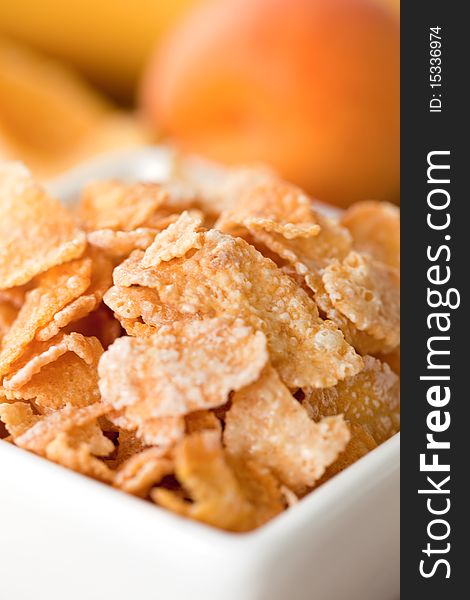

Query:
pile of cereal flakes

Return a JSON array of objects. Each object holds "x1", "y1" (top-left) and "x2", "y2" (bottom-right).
[{"x1": 0, "y1": 159, "x2": 399, "y2": 532}]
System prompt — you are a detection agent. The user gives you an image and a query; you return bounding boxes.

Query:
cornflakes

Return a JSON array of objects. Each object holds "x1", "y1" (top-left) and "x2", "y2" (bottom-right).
[
  {"x1": 224, "y1": 366, "x2": 350, "y2": 494},
  {"x1": 103, "y1": 285, "x2": 188, "y2": 334},
  {"x1": 0, "y1": 159, "x2": 400, "y2": 532},
  {"x1": 3, "y1": 336, "x2": 103, "y2": 412},
  {"x1": 98, "y1": 318, "x2": 268, "y2": 416},
  {"x1": 114, "y1": 448, "x2": 173, "y2": 496},
  {"x1": 152, "y1": 430, "x2": 283, "y2": 531},
  {"x1": 322, "y1": 252, "x2": 400, "y2": 350},
  {"x1": 14, "y1": 403, "x2": 110, "y2": 454},
  {"x1": 0, "y1": 401, "x2": 40, "y2": 437},
  {"x1": 341, "y1": 201, "x2": 400, "y2": 269},
  {"x1": 3, "y1": 332, "x2": 102, "y2": 390},
  {"x1": 79, "y1": 180, "x2": 169, "y2": 231},
  {"x1": 0, "y1": 257, "x2": 92, "y2": 377},
  {"x1": 303, "y1": 356, "x2": 400, "y2": 445},
  {"x1": 88, "y1": 227, "x2": 164, "y2": 258},
  {"x1": 141, "y1": 211, "x2": 203, "y2": 268},
  {"x1": 217, "y1": 180, "x2": 321, "y2": 239},
  {"x1": 113, "y1": 231, "x2": 362, "y2": 388},
  {"x1": 36, "y1": 252, "x2": 113, "y2": 341},
  {"x1": 0, "y1": 162, "x2": 86, "y2": 288}
]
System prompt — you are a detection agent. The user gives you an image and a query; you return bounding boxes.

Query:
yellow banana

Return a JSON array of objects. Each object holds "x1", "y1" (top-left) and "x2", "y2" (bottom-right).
[{"x1": 0, "y1": 0, "x2": 197, "y2": 99}]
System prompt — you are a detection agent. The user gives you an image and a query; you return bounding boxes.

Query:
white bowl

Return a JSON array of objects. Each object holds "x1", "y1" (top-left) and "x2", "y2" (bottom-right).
[{"x1": 0, "y1": 147, "x2": 400, "y2": 600}]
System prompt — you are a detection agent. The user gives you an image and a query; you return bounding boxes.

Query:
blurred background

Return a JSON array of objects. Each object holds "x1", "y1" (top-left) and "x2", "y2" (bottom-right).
[{"x1": 0, "y1": 0, "x2": 399, "y2": 207}]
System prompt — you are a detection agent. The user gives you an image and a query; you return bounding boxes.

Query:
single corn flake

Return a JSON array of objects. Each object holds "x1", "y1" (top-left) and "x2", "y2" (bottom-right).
[
  {"x1": 152, "y1": 430, "x2": 282, "y2": 531},
  {"x1": 141, "y1": 211, "x2": 203, "y2": 268},
  {"x1": 114, "y1": 448, "x2": 173, "y2": 497},
  {"x1": 3, "y1": 335, "x2": 103, "y2": 412},
  {"x1": 224, "y1": 366, "x2": 350, "y2": 494},
  {"x1": 341, "y1": 201, "x2": 400, "y2": 269},
  {"x1": 14, "y1": 403, "x2": 111, "y2": 455},
  {"x1": 45, "y1": 432, "x2": 114, "y2": 483},
  {"x1": 78, "y1": 180, "x2": 168, "y2": 231},
  {"x1": 168, "y1": 155, "x2": 276, "y2": 218},
  {"x1": 303, "y1": 355, "x2": 400, "y2": 445},
  {"x1": 114, "y1": 318, "x2": 157, "y2": 338},
  {"x1": 129, "y1": 414, "x2": 186, "y2": 449},
  {"x1": 104, "y1": 285, "x2": 188, "y2": 334},
  {"x1": 217, "y1": 179, "x2": 321, "y2": 240},
  {"x1": 0, "y1": 257, "x2": 92, "y2": 378},
  {"x1": 6, "y1": 352, "x2": 101, "y2": 412},
  {"x1": 0, "y1": 162, "x2": 86, "y2": 289},
  {"x1": 88, "y1": 227, "x2": 165, "y2": 258},
  {"x1": 306, "y1": 274, "x2": 389, "y2": 356},
  {"x1": 218, "y1": 183, "x2": 352, "y2": 279},
  {"x1": 113, "y1": 231, "x2": 362, "y2": 388},
  {"x1": 36, "y1": 252, "x2": 113, "y2": 341},
  {"x1": 0, "y1": 401, "x2": 40, "y2": 437},
  {"x1": 98, "y1": 318, "x2": 268, "y2": 417},
  {"x1": 322, "y1": 251, "x2": 400, "y2": 351},
  {"x1": 314, "y1": 423, "x2": 378, "y2": 486},
  {"x1": 4, "y1": 332, "x2": 102, "y2": 390},
  {"x1": 227, "y1": 455, "x2": 285, "y2": 526}
]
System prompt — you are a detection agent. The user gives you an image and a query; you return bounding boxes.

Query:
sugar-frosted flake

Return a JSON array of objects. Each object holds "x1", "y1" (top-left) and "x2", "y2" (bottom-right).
[
  {"x1": 217, "y1": 180, "x2": 321, "y2": 239},
  {"x1": 0, "y1": 257, "x2": 92, "y2": 377},
  {"x1": 4, "y1": 338, "x2": 103, "y2": 412},
  {"x1": 98, "y1": 318, "x2": 268, "y2": 416},
  {"x1": 14, "y1": 403, "x2": 110, "y2": 454},
  {"x1": 141, "y1": 211, "x2": 203, "y2": 268},
  {"x1": 88, "y1": 227, "x2": 164, "y2": 258},
  {"x1": 224, "y1": 366, "x2": 350, "y2": 494},
  {"x1": 104, "y1": 285, "x2": 188, "y2": 334},
  {"x1": 314, "y1": 423, "x2": 378, "y2": 487},
  {"x1": 4, "y1": 332, "x2": 102, "y2": 390},
  {"x1": 322, "y1": 252, "x2": 400, "y2": 349},
  {"x1": 303, "y1": 356, "x2": 400, "y2": 445},
  {"x1": 36, "y1": 252, "x2": 113, "y2": 341},
  {"x1": 306, "y1": 274, "x2": 390, "y2": 355},
  {"x1": 0, "y1": 163, "x2": 86, "y2": 288},
  {"x1": 113, "y1": 231, "x2": 362, "y2": 388}
]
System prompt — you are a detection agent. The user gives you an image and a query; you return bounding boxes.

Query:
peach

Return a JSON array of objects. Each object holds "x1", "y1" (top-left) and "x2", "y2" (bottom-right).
[{"x1": 141, "y1": 0, "x2": 399, "y2": 207}]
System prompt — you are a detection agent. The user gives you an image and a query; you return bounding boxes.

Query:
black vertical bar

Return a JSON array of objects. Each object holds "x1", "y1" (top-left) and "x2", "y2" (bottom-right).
[{"x1": 401, "y1": 1, "x2": 468, "y2": 597}]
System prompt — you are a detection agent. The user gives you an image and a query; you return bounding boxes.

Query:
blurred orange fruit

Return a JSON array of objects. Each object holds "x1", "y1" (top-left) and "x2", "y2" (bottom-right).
[
  {"x1": 141, "y1": 0, "x2": 400, "y2": 206},
  {"x1": 376, "y1": 0, "x2": 400, "y2": 15}
]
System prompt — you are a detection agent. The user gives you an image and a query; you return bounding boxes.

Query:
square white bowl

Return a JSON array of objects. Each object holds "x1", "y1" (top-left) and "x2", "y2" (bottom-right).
[{"x1": 0, "y1": 148, "x2": 400, "y2": 600}]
